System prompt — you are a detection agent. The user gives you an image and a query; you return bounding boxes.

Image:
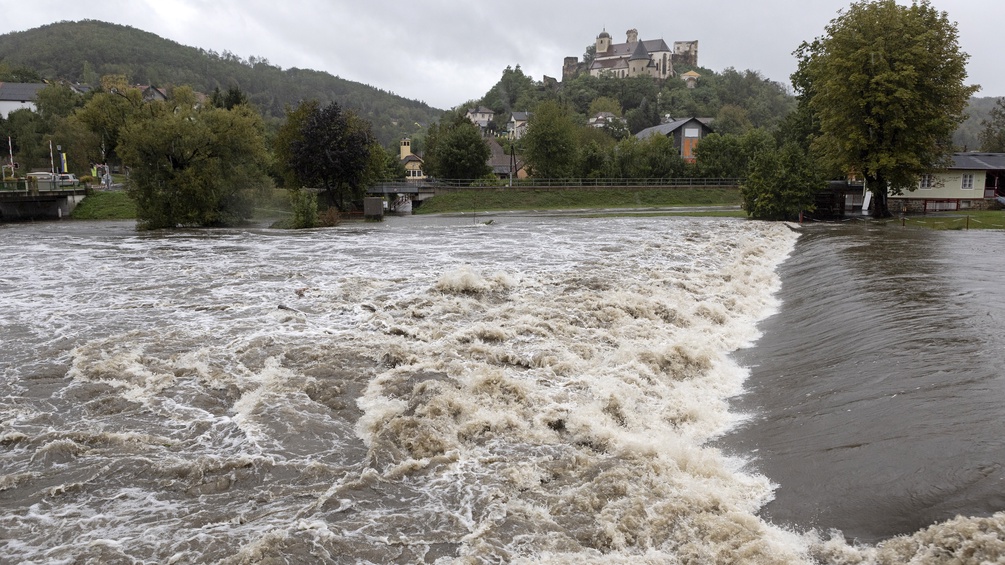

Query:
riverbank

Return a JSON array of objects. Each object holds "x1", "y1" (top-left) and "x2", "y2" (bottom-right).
[{"x1": 414, "y1": 187, "x2": 743, "y2": 214}]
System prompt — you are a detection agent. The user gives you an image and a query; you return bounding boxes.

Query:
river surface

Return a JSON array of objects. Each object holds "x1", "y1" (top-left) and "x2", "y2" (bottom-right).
[{"x1": 1, "y1": 215, "x2": 1003, "y2": 564}]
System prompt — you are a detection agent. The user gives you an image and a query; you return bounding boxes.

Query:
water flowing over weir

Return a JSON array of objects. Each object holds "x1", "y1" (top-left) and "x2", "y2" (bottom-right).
[{"x1": 0, "y1": 217, "x2": 1003, "y2": 564}]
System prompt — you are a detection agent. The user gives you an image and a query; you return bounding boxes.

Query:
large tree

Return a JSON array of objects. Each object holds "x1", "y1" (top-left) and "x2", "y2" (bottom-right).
[
  {"x1": 119, "y1": 87, "x2": 271, "y2": 229},
  {"x1": 795, "y1": 0, "x2": 978, "y2": 217},
  {"x1": 422, "y1": 112, "x2": 490, "y2": 181},
  {"x1": 523, "y1": 100, "x2": 578, "y2": 179},
  {"x1": 289, "y1": 101, "x2": 375, "y2": 210}
]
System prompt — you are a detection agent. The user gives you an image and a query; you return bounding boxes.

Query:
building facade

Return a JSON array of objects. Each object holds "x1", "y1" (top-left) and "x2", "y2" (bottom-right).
[
  {"x1": 888, "y1": 153, "x2": 1005, "y2": 212},
  {"x1": 564, "y1": 29, "x2": 698, "y2": 81},
  {"x1": 399, "y1": 138, "x2": 425, "y2": 181}
]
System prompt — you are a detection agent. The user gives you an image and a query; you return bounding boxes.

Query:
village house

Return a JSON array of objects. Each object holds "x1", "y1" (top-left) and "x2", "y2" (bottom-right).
[
  {"x1": 486, "y1": 138, "x2": 527, "y2": 181},
  {"x1": 587, "y1": 111, "x2": 626, "y2": 128},
  {"x1": 635, "y1": 117, "x2": 714, "y2": 162},
  {"x1": 399, "y1": 138, "x2": 425, "y2": 182},
  {"x1": 888, "y1": 153, "x2": 1005, "y2": 213},
  {"x1": 563, "y1": 29, "x2": 698, "y2": 81},
  {"x1": 0, "y1": 82, "x2": 48, "y2": 118},
  {"x1": 465, "y1": 106, "x2": 495, "y2": 134},
  {"x1": 508, "y1": 112, "x2": 531, "y2": 140}
]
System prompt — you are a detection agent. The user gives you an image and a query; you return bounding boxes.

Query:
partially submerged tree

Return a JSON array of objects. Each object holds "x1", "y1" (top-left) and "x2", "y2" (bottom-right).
[
  {"x1": 795, "y1": 0, "x2": 978, "y2": 217},
  {"x1": 288, "y1": 101, "x2": 375, "y2": 210},
  {"x1": 741, "y1": 142, "x2": 825, "y2": 220},
  {"x1": 119, "y1": 87, "x2": 271, "y2": 229}
]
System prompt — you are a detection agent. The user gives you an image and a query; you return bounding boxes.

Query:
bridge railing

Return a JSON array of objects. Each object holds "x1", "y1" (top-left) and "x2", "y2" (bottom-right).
[{"x1": 424, "y1": 177, "x2": 744, "y2": 189}]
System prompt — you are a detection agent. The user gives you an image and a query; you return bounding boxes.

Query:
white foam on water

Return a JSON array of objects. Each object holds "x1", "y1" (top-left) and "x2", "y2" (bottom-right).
[{"x1": 2, "y1": 218, "x2": 1002, "y2": 563}]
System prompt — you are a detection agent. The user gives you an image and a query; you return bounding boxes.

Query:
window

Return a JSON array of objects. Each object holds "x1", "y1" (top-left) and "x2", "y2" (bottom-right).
[
  {"x1": 962, "y1": 173, "x2": 974, "y2": 190},
  {"x1": 684, "y1": 127, "x2": 701, "y2": 138},
  {"x1": 919, "y1": 174, "x2": 933, "y2": 189}
]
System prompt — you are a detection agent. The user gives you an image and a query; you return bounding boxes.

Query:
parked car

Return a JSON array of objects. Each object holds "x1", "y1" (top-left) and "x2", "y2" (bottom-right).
[{"x1": 56, "y1": 173, "x2": 80, "y2": 187}]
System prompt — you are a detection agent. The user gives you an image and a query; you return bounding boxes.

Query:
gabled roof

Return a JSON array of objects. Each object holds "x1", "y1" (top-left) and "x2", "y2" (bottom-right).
[
  {"x1": 635, "y1": 117, "x2": 714, "y2": 140},
  {"x1": 510, "y1": 111, "x2": 531, "y2": 122},
  {"x1": 401, "y1": 154, "x2": 423, "y2": 164},
  {"x1": 0, "y1": 82, "x2": 47, "y2": 102},
  {"x1": 467, "y1": 106, "x2": 494, "y2": 115},
  {"x1": 950, "y1": 153, "x2": 1005, "y2": 170}
]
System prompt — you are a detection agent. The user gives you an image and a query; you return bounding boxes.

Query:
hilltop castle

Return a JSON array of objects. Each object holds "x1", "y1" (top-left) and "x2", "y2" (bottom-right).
[{"x1": 563, "y1": 28, "x2": 698, "y2": 81}]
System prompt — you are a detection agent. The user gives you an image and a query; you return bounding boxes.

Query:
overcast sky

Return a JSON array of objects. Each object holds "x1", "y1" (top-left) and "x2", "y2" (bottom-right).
[{"x1": 2, "y1": 0, "x2": 1001, "y2": 109}]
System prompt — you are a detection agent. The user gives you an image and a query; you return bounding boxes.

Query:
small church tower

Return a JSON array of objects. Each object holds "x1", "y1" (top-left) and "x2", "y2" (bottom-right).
[
  {"x1": 400, "y1": 137, "x2": 412, "y2": 160},
  {"x1": 596, "y1": 29, "x2": 611, "y2": 54}
]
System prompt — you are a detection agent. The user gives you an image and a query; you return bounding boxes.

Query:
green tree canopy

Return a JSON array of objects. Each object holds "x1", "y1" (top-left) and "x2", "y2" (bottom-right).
[
  {"x1": 741, "y1": 142, "x2": 825, "y2": 221},
  {"x1": 523, "y1": 100, "x2": 578, "y2": 178},
  {"x1": 271, "y1": 100, "x2": 318, "y2": 188},
  {"x1": 119, "y1": 87, "x2": 271, "y2": 229},
  {"x1": 288, "y1": 101, "x2": 376, "y2": 210},
  {"x1": 795, "y1": 0, "x2": 978, "y2": 217},
  {"x1": 422, "y1": 112, "x2": 490, "y2": 181},
  {"x1": 978, "y1": 97, "x2": 1005, "y2": 152}
]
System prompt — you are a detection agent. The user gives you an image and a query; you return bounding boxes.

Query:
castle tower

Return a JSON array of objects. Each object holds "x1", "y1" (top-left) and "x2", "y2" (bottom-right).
[
  {"x1": 626, "y1": 29, "x2": 639, "y2": 44},
  {"x1": 596, "y1": 29, "x2": 611, "y2": 54}
]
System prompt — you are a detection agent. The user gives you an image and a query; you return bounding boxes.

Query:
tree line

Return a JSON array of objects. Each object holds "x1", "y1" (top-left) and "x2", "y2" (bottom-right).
[
  {"x1": 0, "y1": 20, "x2": 442, "y2": 147},
  {"x1": 3, "y1": 1, "x2": 1002, "y2": 224},
  {"x1": 0, "y1": 75, "x2": 404, "y2": 229}
]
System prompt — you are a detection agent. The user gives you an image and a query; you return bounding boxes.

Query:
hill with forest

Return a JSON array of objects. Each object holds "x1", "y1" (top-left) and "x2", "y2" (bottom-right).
[{"x1": 0, "y1": 20, "x2": 442, "y2": 146}]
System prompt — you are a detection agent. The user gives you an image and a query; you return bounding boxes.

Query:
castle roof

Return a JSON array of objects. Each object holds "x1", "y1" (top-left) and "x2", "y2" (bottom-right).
[
  {"x1": 597, "y1": 38, "x2": 671, "y2": 59},
  {"x1": 629, "y1": 41, "x2": 650, "y2": 61}
]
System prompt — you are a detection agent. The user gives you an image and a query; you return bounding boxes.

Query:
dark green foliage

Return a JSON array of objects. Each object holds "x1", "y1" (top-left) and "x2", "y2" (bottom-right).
[
  {"x1": 0, "y1": 61, "x2": 42, "y2": 82},
  {"x1": 271, "y1": 100, "x2": 317, "y2": 188},
  {"x1": 0, "y1": 20, "x2": 441, "y2": 146},
  {"x1": 523, "y1": 101, "x2": 578, "y2": 178},
  {"x1": 289, "y1": 102, "x2": 375, "y2": 210},
  {"x1": 693, "y1": 130, "x2": 775, "y2": 179},
  {"x1": 288, "y1": 189, "x2": 319, "y2": 229},
  {"x1": 210, "y1": 86, "x2": 249, "y2": 110},
  {"x1": 978, "y1": 98, "x2": 1005, "y2": 152},
  {"x1": 119, "y1": 88, "x2": 271, "y2": 229},
  {"x1": 795, "y1": 0, "x2": 978, "y2": 217},
  {"x1": 422, "y1": 112, "x2": 490, "y2": 180},
  {"x1": 741, "y1": 143, "x2": 825, "y2": 221}
]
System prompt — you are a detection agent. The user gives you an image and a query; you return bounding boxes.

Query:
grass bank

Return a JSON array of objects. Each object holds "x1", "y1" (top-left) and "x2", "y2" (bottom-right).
[
  {"x1": 895, "y1": 210, "x2": 1005, "y2": 230},
  {"x1": 70, "y1": 190, "x2": 136, "y2": 220},
  {"x1": 414, "y1": 187, "x2": 743, "y2": 215}
]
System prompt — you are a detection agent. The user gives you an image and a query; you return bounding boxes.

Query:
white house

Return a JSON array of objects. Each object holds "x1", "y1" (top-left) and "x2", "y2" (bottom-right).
[
  {"x1": 508, "y1": 111, "x2": 531, "y2": 139},
  {"x1": 0, "y1": 83, "x2": 48, "y2": 118},
  {"x1": 889, "y1": 153, "x2": 1005, "y2": 212},
  {"x1": 465, "y1": 106, "x2": 495, "y2": 134}
]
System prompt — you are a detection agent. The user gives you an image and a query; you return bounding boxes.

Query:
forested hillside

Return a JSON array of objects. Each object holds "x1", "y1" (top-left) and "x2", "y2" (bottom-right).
[{"x1": 0, "y1": 20, "x2": 442, "y2": 145}]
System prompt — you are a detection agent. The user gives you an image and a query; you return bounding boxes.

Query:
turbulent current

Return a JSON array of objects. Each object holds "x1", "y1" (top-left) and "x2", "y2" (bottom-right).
[{"x1": 0, "y1": 216, "x2": 1002, "y2": 564}]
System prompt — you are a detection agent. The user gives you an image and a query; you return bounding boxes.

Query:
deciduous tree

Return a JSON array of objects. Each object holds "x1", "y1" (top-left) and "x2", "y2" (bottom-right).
[
  {"x1": 422, "y1": 112, "x2": 490, "y2": 181},
  {"x1": 289, "y1": 101, "x2": 375, "y2": 210},
  {"x1": 741, "y1": 142, "x2": 825, "y2": 220},
  {"x1": 119, "y1": 87, "x2": 271, "y2": 229},
  {"x1": 795, "y1": 0, "x2": 978, "y2": 217},
  {"x1": 523, "y1": 100, "x2": 578, "y2": 179}
]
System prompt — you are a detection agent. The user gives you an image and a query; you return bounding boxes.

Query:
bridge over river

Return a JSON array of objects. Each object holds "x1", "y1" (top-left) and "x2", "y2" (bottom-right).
[{"x1": 0, "y1": 182, "x2": 87, "y2": 220}]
